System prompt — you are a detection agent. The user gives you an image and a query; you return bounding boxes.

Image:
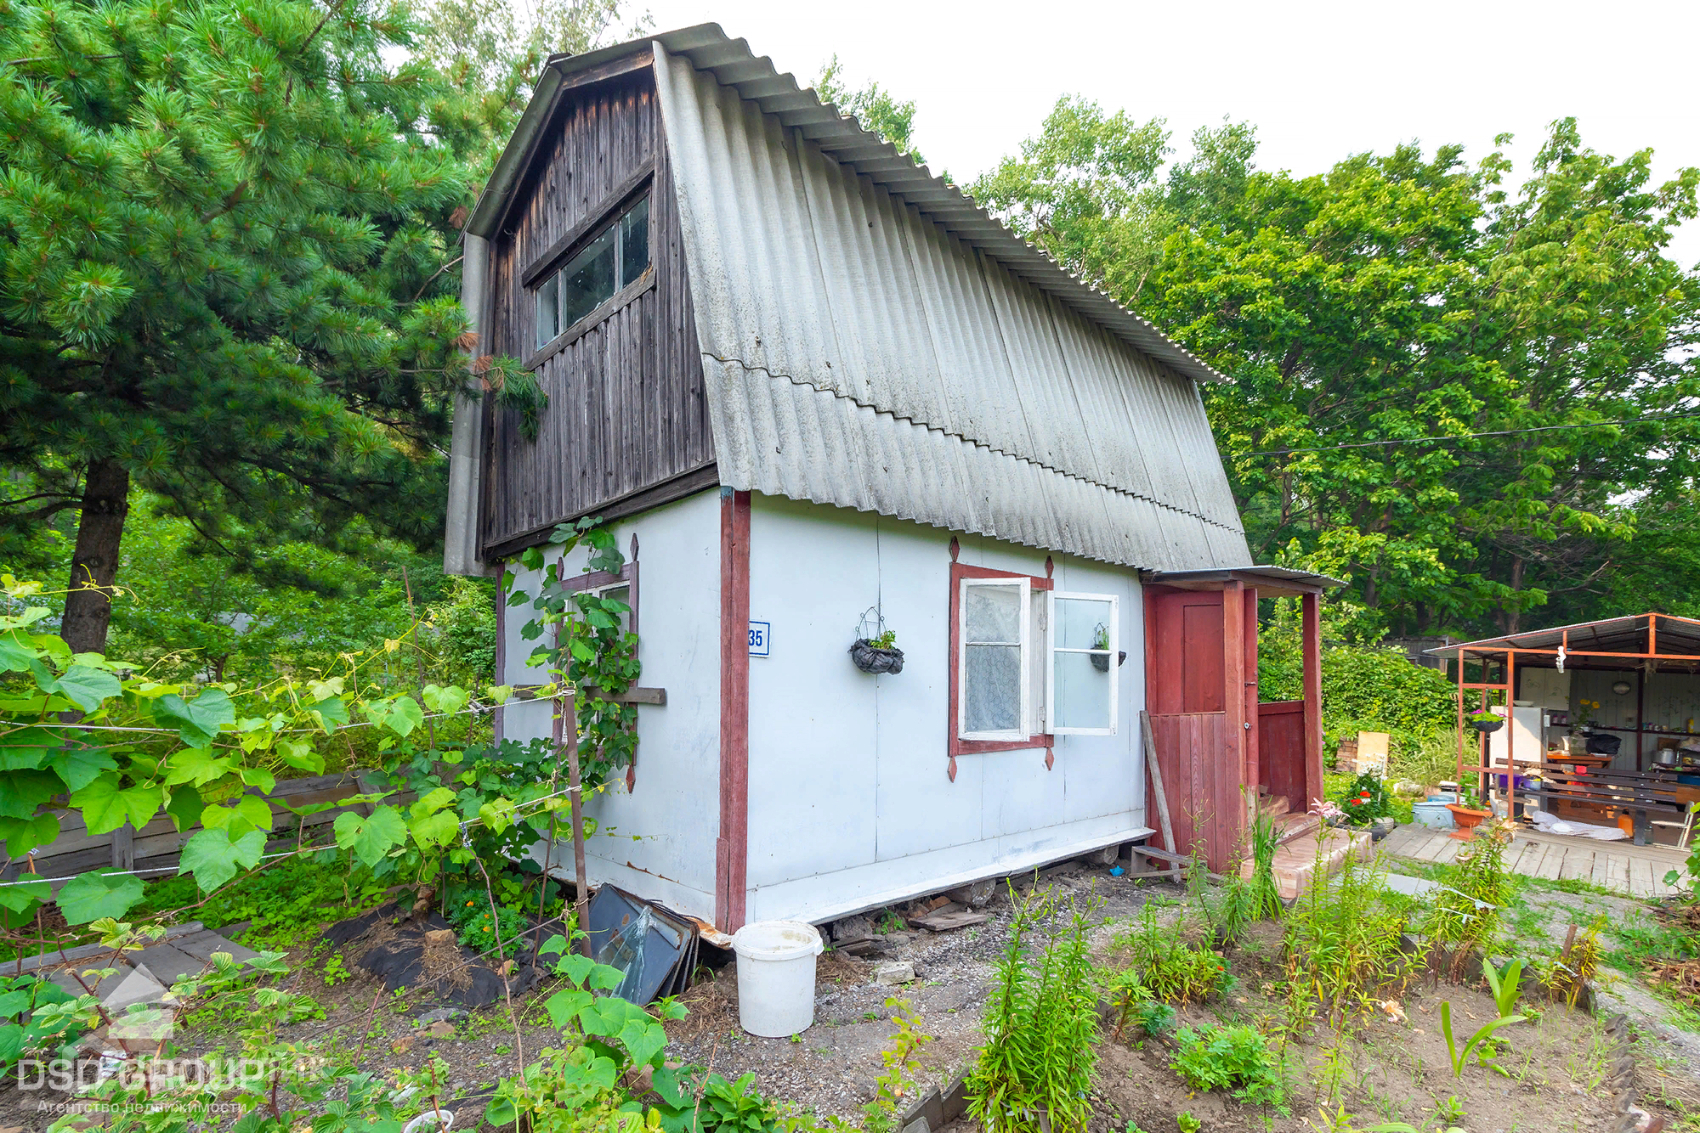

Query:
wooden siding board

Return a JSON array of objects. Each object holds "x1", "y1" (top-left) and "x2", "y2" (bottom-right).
[{"x1": 482, "y1": 68, "x2": 712, "y2": 551}]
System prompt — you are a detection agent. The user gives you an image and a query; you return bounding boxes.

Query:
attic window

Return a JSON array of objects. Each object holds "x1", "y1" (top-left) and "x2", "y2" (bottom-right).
[{"x1": 534, "y1": 193, "x2": 650, "y2": 350}]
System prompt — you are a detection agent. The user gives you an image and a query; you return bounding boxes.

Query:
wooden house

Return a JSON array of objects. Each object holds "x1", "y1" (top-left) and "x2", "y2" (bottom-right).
[{"x1": 443, "y1": 25, "x2": 1334, "y2": 932}]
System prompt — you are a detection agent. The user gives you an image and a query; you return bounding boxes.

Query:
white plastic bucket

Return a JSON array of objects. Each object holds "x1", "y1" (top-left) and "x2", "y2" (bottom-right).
[{"x1": 731, "y1": 920, "x2": 823, "y2": 1037}]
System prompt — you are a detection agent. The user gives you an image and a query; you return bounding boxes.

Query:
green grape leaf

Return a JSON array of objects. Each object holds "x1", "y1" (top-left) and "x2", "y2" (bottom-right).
[
  {"x1": 50, "y1": 665, "x2": 121, "y2": 712},
  {"x1": 3, "y1": 811, "x2": 59, "y2": 858},
  {"x1": 57, "y1": 870, "x2": 145, "y2": 925},
  {"x1": 333, "y1": 807, "x2": 407, "y2": 868},
  {"x1": 69, "y1": 778, "x2": 162, "y2": 836},
  {"x1": 179, "y1": 827, "x2": 267, "y2": 892},
  {"x1": 151, "y1": 688, "x2": 235, "y2": 745},
  {"x1": 48, "y1": 747, "x2": 117, "y2": 793},
  {"x1": 164, "y1": 785, "x2": 204, "y2": 832}
]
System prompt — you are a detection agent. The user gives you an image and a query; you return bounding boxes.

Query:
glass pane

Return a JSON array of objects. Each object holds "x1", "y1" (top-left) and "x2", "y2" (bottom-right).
[
  {"x1": 965, "y1": 584, "x2": 1020, "y2": 644},
  {"x1": 1053, "y1": 650, "x2": 1111, "y2": 730},
  {"x1": 965, "y1": 644, "x2": 1021, "y2": 732},
  {"x1": 619, "y1": 195, "x2": 650, "y2": 286},
  {"x1": 535, "y1": 272, "x2": 559, "y2": 348},
  {"x1": 1054, "y1": 595, "x2": 1112, "y2": 650},
  {"x1": 560, "y1": 226, "x2": 617, "y2": 328}
]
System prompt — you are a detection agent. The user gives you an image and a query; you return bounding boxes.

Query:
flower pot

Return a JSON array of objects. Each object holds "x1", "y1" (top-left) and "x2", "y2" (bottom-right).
[
  {"x1": 1369, "y1": 816, "x2": 1398, "y2": 840},
  {"x1": 1445, "y1": 803, "x2": 1491, "y2": 830},
  {"x1": 849, "y1": 639, "x2": 905, "y2": 674},
  {"x1": 1469, "y1": 718, "x2": 1504, "y2": 734}
]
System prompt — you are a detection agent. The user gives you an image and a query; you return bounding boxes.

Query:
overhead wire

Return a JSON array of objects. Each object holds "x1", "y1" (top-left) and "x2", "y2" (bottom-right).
[{"x1": 1234, "y1": 408, "x2": 1700, "y2": 458}]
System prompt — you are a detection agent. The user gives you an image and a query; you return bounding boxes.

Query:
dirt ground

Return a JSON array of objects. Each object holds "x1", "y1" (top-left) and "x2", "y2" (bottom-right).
[{"x1": 2, "y1": 848, "x2": 1696, "y2": 1132}]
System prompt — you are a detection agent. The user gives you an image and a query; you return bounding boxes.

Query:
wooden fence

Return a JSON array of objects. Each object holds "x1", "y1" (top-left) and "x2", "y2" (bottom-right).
[{"x1": 0, "y1": 773, "x2": 389, "y2": 889}]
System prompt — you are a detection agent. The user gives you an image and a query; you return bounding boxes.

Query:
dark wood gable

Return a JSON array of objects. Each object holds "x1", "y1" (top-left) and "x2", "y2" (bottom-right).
[{"x1": 481, "y1": 51, "x2": 714, "y2": 558}]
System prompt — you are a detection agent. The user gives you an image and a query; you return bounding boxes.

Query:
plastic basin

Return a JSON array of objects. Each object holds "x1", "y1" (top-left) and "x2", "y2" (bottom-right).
[
  {"x1": 731, "y1": 920, "x2": 823, "y2": 1037},
  {"x1": 1412, "y1": 800, "x2": 1456, "y2": 830}
]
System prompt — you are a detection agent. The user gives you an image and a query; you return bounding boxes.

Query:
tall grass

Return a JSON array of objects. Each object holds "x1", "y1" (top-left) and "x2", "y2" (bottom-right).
[
  {"x1": 967, "y1": 884, "x2": 1100, "y2": 1133},
  {"x1": 1283, "y1": 842, "x2": 1416, "y2": 1028},
  {"x1": 1429, "y1": 819, "x2": 1512, "y2": 978}
]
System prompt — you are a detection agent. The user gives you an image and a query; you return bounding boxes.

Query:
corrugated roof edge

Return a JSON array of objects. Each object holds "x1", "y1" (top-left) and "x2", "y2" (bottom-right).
[{"x1": 465, "y1": 24, "x2": 1229, "y2": 387}]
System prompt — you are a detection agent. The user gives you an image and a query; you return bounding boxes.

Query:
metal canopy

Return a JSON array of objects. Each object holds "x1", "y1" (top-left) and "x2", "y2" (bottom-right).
[
  {"x1": 1430, "y1": 613, "x2": 1700, "y2": 670},
  {"x1": 1147, "y1": 565, "x2": 1344, "y2": 599}
]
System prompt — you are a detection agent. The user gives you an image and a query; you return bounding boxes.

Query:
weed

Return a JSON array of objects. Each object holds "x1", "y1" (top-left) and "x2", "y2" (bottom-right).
[
  {"x1": 1177, "y1": 1114, "x2": 1201, "y2": 1133},
  {"x1": 1116, "y1": 903, "x2": 1225, "y2": 1005},
  {"x1": 1283, "y1": 844, "x2": 1413, "y2": 1027},
  {"x1": 876, "y1": 910, "x2": 907, "y2": 935},
  {"x1": 1542, "y1": 916, "x2": 1604, "y2": 1008},
  {"x1": 1171, "y1": 1023, "x2": 1287, "y2": 1110},
  {"x1": 1429, "y1": 819, "x2": 1512, "y2": 978},
  {"x1": 1434, "y1": 1094, "x2": 1466, "y2": 1124},
  {"x1": 1482, "y1": 956, "x2": 1527, "y2": 1016},
  {"x1": 1439, "y1": 998, "x2": 1525, "y2": 1077},
  {"x1": 1246, "y1": 806, "x2": 1283, "y2": 923},
  {"x1": 1105, "y1": 971, "x2": 1176, "y2": 1041},
  {"x1": 967, "y1": 884, "x2": 1101, "y2": 1133},
  {"x1": 863, "y1": 997, "x2": 933, "y2": 1133},
  {"x1": 321, "y1": 952, "x2": 352, "y2": 987}
]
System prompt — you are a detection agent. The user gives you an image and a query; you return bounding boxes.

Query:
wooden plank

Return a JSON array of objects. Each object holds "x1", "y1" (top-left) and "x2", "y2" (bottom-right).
[
  {"x1": 1139, "y1": 710, "x2": 1182, "y2": 881},
  {"x1": 1631, "y1": 857, "x2": 1657, "y2": 897},
  {"x1": 1591, "y1": 849, "x2": 1614, "y2": 891},
  {"x1": 1434, "y1": 838, "x2": 1463, "y2": 865},
  {"x1": 1560, "y1": 848, "x2": 1593, "y2": 882}
]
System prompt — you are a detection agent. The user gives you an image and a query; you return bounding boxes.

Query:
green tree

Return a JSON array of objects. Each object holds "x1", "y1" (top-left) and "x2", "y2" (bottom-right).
[
  {"x1": 817, "y1": 55, "x2": 925, "y2": 167},
  {"x1": 982, "y1": 106, "x2": 1700, "y2": 637},
  {"x1": 0, "y1": 0, "x2": 516, "y2": 654}
]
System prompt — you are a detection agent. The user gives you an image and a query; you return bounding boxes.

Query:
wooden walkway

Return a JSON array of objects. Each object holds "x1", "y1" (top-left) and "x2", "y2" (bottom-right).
[{"x1": 1380, "y1": 823, "x2": 1686, "y2": 899}]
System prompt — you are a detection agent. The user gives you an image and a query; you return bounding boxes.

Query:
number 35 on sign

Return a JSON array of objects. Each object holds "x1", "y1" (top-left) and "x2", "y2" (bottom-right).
[{"x1": 748, "y1": 621, "x2": 770, "y2": 657}]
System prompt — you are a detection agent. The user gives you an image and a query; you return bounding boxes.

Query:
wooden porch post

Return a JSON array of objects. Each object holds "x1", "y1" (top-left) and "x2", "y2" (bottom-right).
[
  {"x1": 1301, "y1": 592, "x2": 1323, "y2": 810},
  {"x1": 1224, "y1": 581, "x2": 1247, "y2": 848},
  {"x1": 1243, "y1": 587, "x2": 1260, "y2": 798}
]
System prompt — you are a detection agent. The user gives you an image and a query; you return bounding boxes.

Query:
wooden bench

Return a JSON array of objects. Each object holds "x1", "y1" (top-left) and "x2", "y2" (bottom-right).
[{"x1": 1522, "y1": 764, "x2": 1687, "y2": 845}]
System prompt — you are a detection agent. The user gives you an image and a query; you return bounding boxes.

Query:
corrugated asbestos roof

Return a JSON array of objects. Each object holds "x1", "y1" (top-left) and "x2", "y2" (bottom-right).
[{"x1": 468, "y1": 25, "x2": 1252, "y2": 571}]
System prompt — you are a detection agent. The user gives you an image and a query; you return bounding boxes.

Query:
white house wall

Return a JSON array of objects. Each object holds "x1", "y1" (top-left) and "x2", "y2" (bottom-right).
[
  {"x1": 497, "y1": 489, "x2": 723, "y2": 919},
  {"x1": 743, "y1": 494, "x2": 1149, "y2": 925}
]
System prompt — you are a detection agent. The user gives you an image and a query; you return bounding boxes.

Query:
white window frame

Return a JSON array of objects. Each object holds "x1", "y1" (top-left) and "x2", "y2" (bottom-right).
[
  {"x1": 957, "y1": 575, "x2": 1031, "y2": 742},
  {"x1": 1045, "y1": 591, "x2": 1119, "y2": 736}
]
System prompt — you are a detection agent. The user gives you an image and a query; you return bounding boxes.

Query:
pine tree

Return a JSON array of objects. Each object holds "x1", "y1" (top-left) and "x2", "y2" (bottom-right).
[{"x1": 0, "y1": 0, "x2": 509, "y2": 651}]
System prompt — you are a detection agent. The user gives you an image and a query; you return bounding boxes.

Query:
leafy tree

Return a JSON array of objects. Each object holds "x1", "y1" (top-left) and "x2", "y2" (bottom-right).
[
  {"x1": 0, "y1": 0, "x2": 513, "y2": 654},
  {"x1": 817, "y1": 55, "x2": 926, "y2": 167},
  {"x1": 973, "y1": 99, "x2": 1255, "y2": 303},
  {"x1": 417, "y1": 0, "x2": 649, "y2": 178},
  {"x1": 981, "y1": 107, "x2": 1700, "y2": 637}
]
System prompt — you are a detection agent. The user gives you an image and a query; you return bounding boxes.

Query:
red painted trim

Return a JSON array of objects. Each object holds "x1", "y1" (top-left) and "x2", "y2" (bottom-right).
[
  {"x1": 946, "y1": 561, "x2": 1054, "y2": 760},
  {"x1": 1242, "y1": 586, "x2": 1259, "y2": 796},
  {"x1": 716, "y1": 490, "x2": 752, "y2": 933},
  {"x1": 1301, "y1": 592, "x2": 1324, "y2": 810},
  {"x1": 1222, "y1": 581, "x2": 1247, "y2": 852}
]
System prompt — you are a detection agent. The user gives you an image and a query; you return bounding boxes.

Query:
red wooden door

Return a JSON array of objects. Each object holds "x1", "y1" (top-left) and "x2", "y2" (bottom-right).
[
  {"x1": 1258, "y1": 700, "x2": 1306, "y2": 815},
  {"x1": 1150, "y1": 589, "x2": 1225, "y2": 714}
]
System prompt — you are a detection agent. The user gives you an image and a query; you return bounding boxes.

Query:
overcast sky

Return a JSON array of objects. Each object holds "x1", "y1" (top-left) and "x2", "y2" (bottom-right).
[{"x1": 638, "y1": 0, "x2": 1700, "y2": 267}]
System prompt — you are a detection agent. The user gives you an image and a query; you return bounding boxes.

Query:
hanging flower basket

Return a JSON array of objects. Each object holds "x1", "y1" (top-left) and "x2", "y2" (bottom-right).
[
  {"x1": 849, "y1": 639, "x2": 904, "y2": 674},
  {"x1": 849, "y1": 607, "x2": 903, "y2": 673},
  {"x1": 1468, "y1": 713, "x2": 1504, "y2": 734}
]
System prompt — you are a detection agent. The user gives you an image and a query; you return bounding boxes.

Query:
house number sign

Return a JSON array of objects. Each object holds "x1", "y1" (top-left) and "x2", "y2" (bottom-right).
[{"x1": 748, "y1": 621, "x2": 770, "y2": 657}]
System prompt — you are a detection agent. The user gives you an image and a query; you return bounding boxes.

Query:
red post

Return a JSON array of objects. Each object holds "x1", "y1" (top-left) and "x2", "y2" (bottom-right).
[
  {"x1": 716, "y1": 489, "x2": 752, "y2": 933},
  {"x1": 1301, "y1": 592, "x2": 1323, "y2": 810},
  {"x1": 1223, "y1": 581, "x2": 1246, "y2": 854}
]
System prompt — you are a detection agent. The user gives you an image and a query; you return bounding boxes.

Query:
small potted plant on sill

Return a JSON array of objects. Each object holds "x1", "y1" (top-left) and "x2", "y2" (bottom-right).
[
  {"x1": 1468, "y1": 708, "x2": 1504, "y2": 734},
  {"x1": 1091, "y1": 623, "x2": 1112, "y2": 671},
  {"x1": 849, "y1": 624, "x2": 904, "y2": 674},
  {"x1": 1446, "y1": 787, "x2": 1492, "y2": 831}
]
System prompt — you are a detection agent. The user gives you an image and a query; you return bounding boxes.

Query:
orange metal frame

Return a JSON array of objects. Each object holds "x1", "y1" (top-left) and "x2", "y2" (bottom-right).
[{"x1": 1442, "y1": 612, "x2": 1700, "y2": 835}]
